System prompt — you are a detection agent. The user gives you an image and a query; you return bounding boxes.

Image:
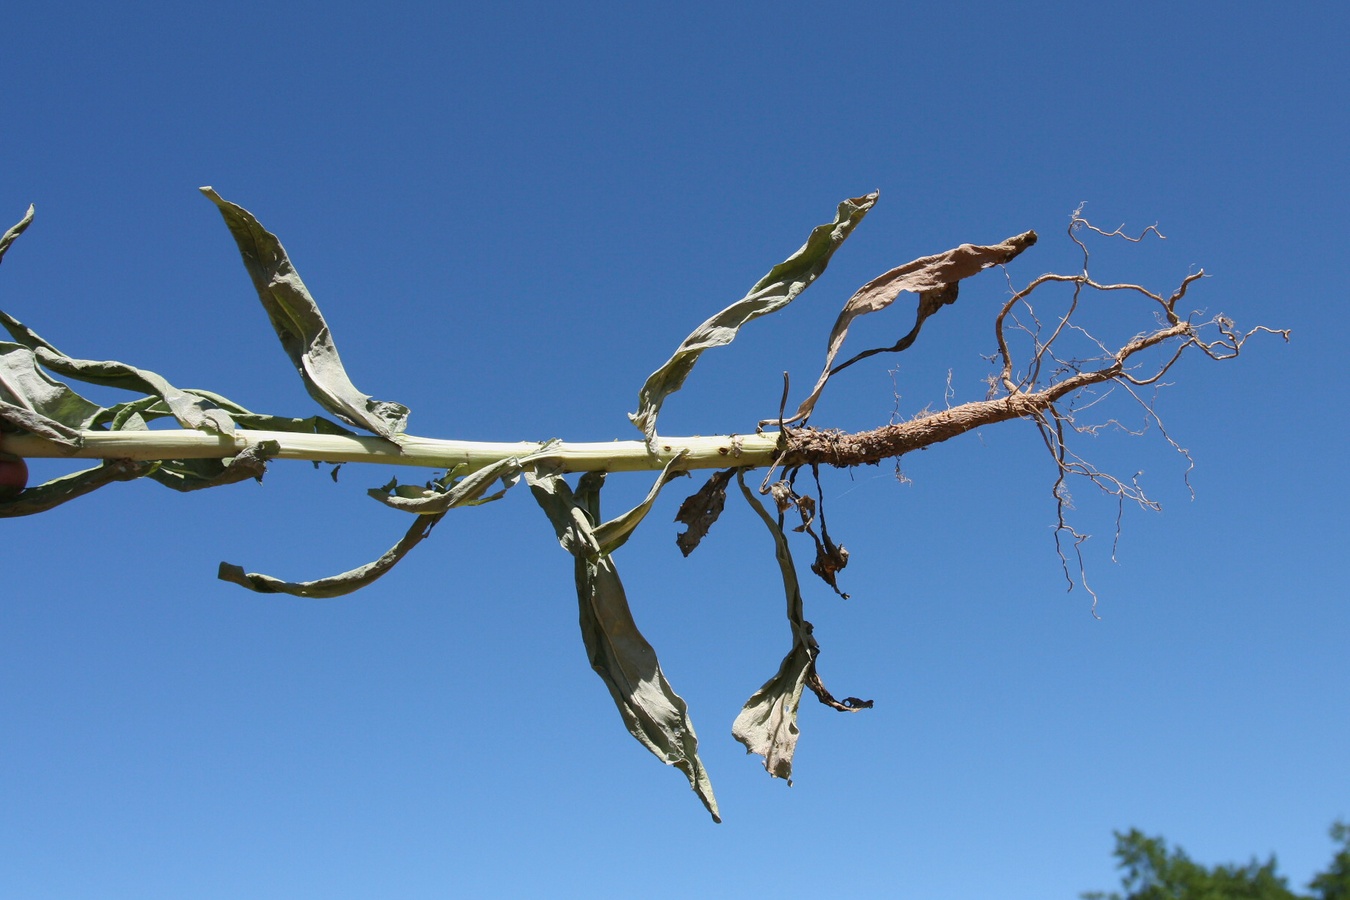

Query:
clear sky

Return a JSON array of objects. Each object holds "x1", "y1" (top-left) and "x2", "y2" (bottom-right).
[{"x1": 2, "y1": 3, "x2": 1346, "y2": 897}]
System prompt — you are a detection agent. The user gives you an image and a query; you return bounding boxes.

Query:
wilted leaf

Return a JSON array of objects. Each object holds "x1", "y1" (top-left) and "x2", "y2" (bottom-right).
[
  {"x1": 367, "y1": 456, "x2": 523, "y2": 515},
  {"x1": 201, "y1": 187, "x2": 410, "y2": 443},
  {"x1": 0, "y1": 204, "x2": 35, "y2": 265},
  {"x1": 0, "y1": 458, "x2": 153, "y2": 518},
  {"x1": 3, "y1": 204, "x2": 236, "y2": 442},
  {"x1": 629, "y1": 191, "x2": 878, "y2": 443},
  {"x1": 778, "y1": 230, "x2": 1038, "y2": 426},
  {"x1": 809, "y1": 531, "x2": 850, "y2": 599},
  {"x1": 767, "y1": 476, "x2": 851, "y2": 597},
  {"x1": 4, "y1": 203, "x2": 370, "y2": 446},
  {"x1": 673, "y1": 467, "x2": 734, "y2": 556},
  {"x1": 0, "y1": 343, "x2": 107, "y2": 446},
  {"x1": 148, "y1": 440, "x2": 279, "y2": 492},
  {"x1": 219, "y1": 509, "x2": 447, "y2": 598},
  {"x1": 223, "y1": 456, "x2": 526, "y2": 598},
  {"x1": 528, "y1": 460, "x2": 721, "y2": 822},
  {"x1": 732, "y1": 471, "x2": 870, "y2": 783},
  {"x1": 591, "y1": 453, "x2": 687, "y2": 552},
  {"x1": 0, "y1": 311, "x2": 234, "y2": 435},
  {"x1": 731, "y1": 474, "x2": 812, "y2": 781},
  {"x1": 167, "y1": 388, "x2": 358, "y2": 437}
]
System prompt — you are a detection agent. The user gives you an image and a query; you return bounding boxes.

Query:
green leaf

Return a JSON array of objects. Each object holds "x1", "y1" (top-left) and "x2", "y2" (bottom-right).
[
  {"x1": 779, "y1": 229, "x2": 1038, "y2": 426},
  {"x1": 629, "y1": 191, "x2": 878, "y2": 443},
  {"x1": 201, "y1": 187, "x2": 410, "y2": 443},
  {"x1": 1309, "y1": 819, "x2": 1350, "y2": 900},
  {"x1": 527, "y1": 460, "x2": 721, "y2": 822}
]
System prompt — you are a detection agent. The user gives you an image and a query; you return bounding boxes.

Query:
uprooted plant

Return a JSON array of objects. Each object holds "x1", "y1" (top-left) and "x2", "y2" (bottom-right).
[{"x1": 0, "y1": 189, "x2": 1285, "y2": 821}]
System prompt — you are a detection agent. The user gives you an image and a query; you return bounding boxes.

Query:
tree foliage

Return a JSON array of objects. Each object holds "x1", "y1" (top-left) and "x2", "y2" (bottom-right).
[{"x1": 1084, "y1": 823, "x2": 1350, "y2": 900}]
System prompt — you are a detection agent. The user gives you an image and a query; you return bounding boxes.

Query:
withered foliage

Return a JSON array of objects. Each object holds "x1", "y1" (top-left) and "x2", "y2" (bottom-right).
[{"x1": 0, "y1": 192, "x2": 1283, "y2": 820}]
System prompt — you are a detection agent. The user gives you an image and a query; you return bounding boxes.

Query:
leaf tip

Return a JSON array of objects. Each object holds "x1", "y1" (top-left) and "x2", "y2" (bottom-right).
[
  {"x1": 199, "y1": 186, "x2": 227, "y2": 208},
  {"x1": 217, "y1": 561, "x2": 249, "y2": 586}
]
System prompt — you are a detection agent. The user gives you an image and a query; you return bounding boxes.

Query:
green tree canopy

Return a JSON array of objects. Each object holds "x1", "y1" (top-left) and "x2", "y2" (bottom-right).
[
  {"x1": 1308, "y1": 822, "x2": 1350, "y2": 900},
  {"x1": 1084, "y1": 823, "x2": 1350, "y2": 900}
]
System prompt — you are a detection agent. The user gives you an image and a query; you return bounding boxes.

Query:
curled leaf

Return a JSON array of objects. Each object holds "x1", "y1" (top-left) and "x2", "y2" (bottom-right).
[
  {"x1": 630, "y1": 192, "x2": 878, "y2": 443},
  {"x1": 223, "y1": 456, "x2": 525, "y2": 598},
  {"x1": 777, "y1": 229, "x2": 1038, "y2": 426},
  {"x1": 148, "y1": 440, "x2": 279, "y2": 492},
  {"x1": 368, "y1": 457, "x2": 523, "y2": 515},
  {"x1": 0, "y1": 204, "x2": 35, "y2": 265},
  {"x1": 202, "y1": 187, "x2": 410, "y2": 443},
  {"x1": 219, "y1": 510, "x2": 446, "y2": 599},
  {"x1": 809, "y1": 532, "x2": 850, "y2": 599},
  {"x1": 528, "y1": 461, "x2": 720, "y2": 822},
  {"x1": 767, "y1": 477, "x2": 851, "y2": 598}
]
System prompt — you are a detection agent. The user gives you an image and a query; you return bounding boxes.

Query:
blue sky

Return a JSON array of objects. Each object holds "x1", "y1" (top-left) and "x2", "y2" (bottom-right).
[{"x1": 2, "y1": 3, "x2": 1346, "y2": 897}]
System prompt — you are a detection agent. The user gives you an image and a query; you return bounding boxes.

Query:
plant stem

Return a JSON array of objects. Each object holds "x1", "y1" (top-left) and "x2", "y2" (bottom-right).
[{"x1": 1, "y1": 428, "x2": 784, "y2": 474}]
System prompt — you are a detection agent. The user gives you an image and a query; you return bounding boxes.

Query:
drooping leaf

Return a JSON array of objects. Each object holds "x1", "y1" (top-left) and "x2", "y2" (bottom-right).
[
  {"x1": 778, "y1": 229, "x2": 1038, "y2": 426},
  {"x1": 0, "y1": 458, "x2": 154, "y2": 518},
  {"x1": 731, "y1": 472, "x2": 813, "y2": 781},
  {"x1": 527, "y1": 460, "x2": 721, "y2": 822},
  {"x1": 0, "y1": 311, "x2": 234, "y2": 435},
  {"x1": 233, "y1": 413, "x2": 356, "y2": 437},
  {"x1": 732, "y1": 471, "x2": 870, "y2": 783},
  {"x1": 201, "y1": 187, "x2": 410, "y2": 443},
  {"x1": 673, "y1": 467, "x2": 734, "y2": 556},
  {"x1": 236, "y1": 455, "x2": 545, "y2": 601},
  {"x1": 218, "y1": 509, "x2": 447, "y2": 598},
  {"x1": 629, "y1": 191, "x2": 878, "y2": 443},
  {"x1": 222, "y1": 456, "x2": 526, "y2": 597},
  {"x1": 591, "y1": 453, "x2": 687, "y2": 552}
]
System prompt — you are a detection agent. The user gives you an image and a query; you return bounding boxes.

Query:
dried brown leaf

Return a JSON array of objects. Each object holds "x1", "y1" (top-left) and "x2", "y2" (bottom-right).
[
  {"x1": 673, "y1": 468, "x2": 735, "y2": 556},
  {"x1": 777, "y1": 230, "x2": 1037, "y2": 426}
]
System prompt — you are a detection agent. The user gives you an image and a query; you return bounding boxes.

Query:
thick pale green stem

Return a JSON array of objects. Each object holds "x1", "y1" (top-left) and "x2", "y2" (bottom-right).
[{"x1": 1, "y1": 428, "x2": 783, "y2": 474}]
